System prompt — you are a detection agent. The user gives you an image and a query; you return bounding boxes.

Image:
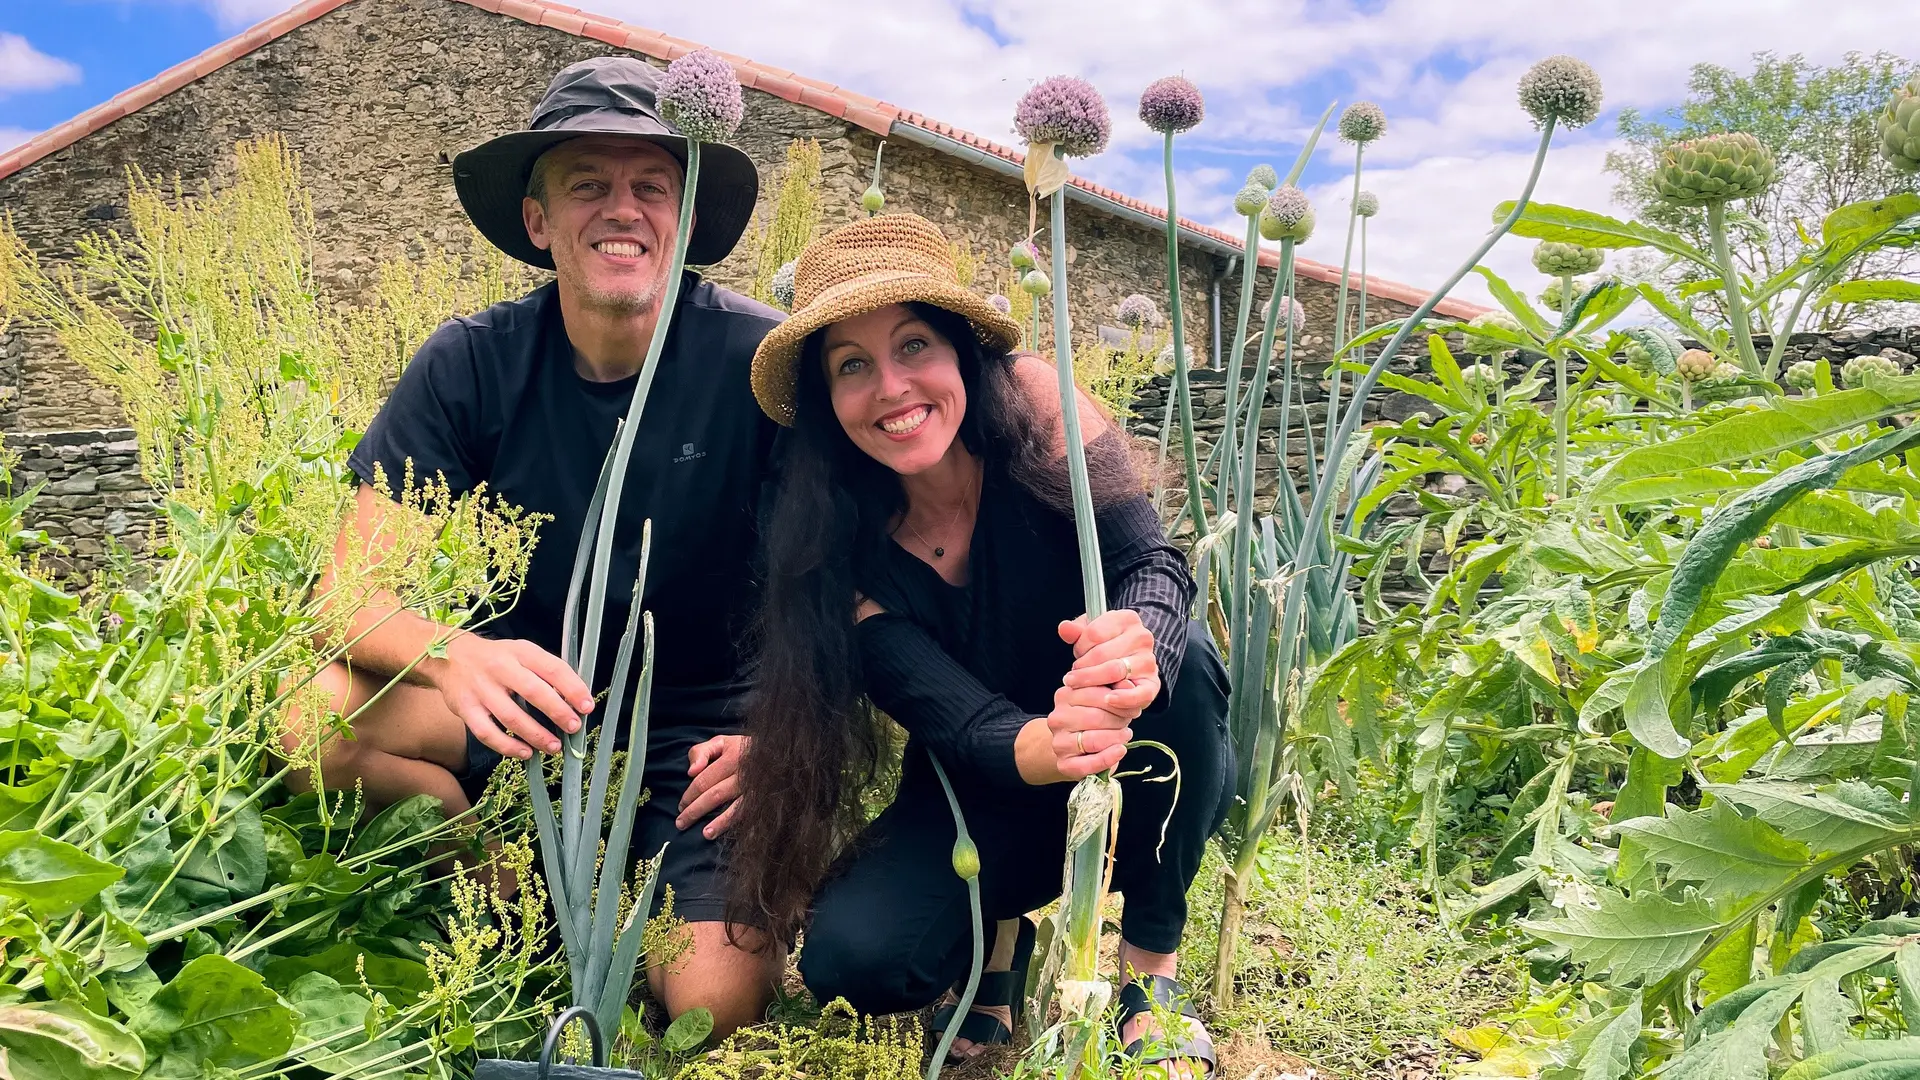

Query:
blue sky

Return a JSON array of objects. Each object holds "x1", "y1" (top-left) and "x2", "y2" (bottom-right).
[{"x1": 2, "y1": 0, "x2": 1912, "y2": 304}]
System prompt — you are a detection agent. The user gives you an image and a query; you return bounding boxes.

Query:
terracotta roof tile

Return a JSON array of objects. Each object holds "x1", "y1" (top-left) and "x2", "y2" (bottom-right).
[{"x1": 0, "y1": 0, "x2": 1482, "y2": 318}]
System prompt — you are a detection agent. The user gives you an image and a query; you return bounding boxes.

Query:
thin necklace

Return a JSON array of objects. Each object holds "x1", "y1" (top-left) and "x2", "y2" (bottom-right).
[{"x1": 899, "y1": 465, "x2": 976, "y2": 560}]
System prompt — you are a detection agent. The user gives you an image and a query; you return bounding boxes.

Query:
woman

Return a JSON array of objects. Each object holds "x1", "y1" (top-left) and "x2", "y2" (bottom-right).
[{"x1": 731, "y1": 214, "x2": 1228, "y2": 1075}]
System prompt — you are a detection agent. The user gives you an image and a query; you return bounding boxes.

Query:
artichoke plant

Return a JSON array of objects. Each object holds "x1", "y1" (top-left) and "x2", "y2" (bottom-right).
[
  {"x1": 1654, "y1": 132, "x2": 1777, "y2": 376},
  {"x1": 1786, "y1": 358, "x2": 1820, "y2": 390},
  {"x1": 1676, "y1": 348, "x2": 1718, "y2": 381},
  {"x1": 1877, "y1": 75, "x2": 1920, "y2": 173},
  {"x1": 1464, "y1": 311, "x2": 1525, "y2": 358}
]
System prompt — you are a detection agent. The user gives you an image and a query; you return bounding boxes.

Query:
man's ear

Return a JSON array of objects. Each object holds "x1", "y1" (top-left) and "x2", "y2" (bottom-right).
[{"x1": 522, "y1": 196, "x2": 553, "y2": 253}]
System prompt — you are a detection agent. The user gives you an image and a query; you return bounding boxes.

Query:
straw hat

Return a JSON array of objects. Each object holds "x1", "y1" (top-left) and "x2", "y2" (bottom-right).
[{"x1": 751, "y1": 214, "x2": 1023, "y2": 425}]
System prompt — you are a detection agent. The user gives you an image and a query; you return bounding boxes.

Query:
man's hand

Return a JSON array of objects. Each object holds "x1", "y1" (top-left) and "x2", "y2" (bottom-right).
[
  {"x1": 429, "y1": 634, "x2": 594, "y2": 759},
  {"x1": 679, "y1": 734, "x2": 748, "y2": 838},
  {"x1": 1058, "y1": 611, "x2": 1160, "y2": 714}
]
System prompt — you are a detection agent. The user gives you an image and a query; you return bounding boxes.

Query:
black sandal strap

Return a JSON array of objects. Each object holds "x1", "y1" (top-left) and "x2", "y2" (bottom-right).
[
  {"x1": 1116, "y1": 975, "x2": 1217, "y2": 1075},
  {"x1": 925, "y1": 917, "x2": 1039, "y2": 1055}
]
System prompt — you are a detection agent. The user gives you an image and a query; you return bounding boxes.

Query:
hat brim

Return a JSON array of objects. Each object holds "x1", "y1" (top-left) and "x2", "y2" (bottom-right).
[
  {"x1": 453, "y1": 128, "x2": 759, "y2": 269},
  {"x1": 751, "y1": 270, "x2": 1025, "y2": 426}
]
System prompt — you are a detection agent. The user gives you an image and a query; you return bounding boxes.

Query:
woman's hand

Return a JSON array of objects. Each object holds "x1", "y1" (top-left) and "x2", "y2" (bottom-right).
[
  {"x1": 678, "y1": 734, "x2": 749, "y2": 838},
  {"x1": 1037, "y1": 685, "x2": 1132, "y2": 781},
  {"x1": 1057, "y1": 610, "x2": 1160, "y2": 721}
]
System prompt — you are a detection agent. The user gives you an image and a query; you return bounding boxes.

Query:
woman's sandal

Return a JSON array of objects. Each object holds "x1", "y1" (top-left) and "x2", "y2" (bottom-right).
[
  {"x1": 1115, "y1": 973, "x2": 1218, "y2": 1076},
  {"x1": 928, "y1": 915, "x2": 1037, "y2": 1057}
]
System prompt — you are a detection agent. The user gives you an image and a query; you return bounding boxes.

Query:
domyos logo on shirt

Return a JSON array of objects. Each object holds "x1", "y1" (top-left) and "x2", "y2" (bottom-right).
[{"x1": 673, "y1": 441, "x2": 707, "y2": 464}]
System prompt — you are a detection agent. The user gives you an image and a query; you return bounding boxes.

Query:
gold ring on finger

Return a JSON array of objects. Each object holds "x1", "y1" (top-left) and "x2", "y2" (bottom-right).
[
  {"x1": 1121, "y1": 656, "x2": 1134, "y2": 680},
  {"x1": 1075, "y1": 730, "x2": 1087, "y2": 755}
]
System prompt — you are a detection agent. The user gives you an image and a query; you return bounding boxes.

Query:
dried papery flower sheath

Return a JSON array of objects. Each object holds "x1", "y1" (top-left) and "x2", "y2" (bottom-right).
[
  {"x1": 1517, "y1": 55, "x2": 1603, "y2": 129},
  {"x1": 1015, "y1": 75, "x2": 1112, "y2": 156},
  {"x1": 658, "y1": 49, "x2": 744, "y2": 143},
  {"x1": 1338, "y1": 101, "x2": 1387, "y2": 144},
  {"x1": 1261, "y1": 186, "x2": 1315, "y2": 242},
  {"x1": 1139, "y1": 75, "x2": 1205, "y2": 134}
]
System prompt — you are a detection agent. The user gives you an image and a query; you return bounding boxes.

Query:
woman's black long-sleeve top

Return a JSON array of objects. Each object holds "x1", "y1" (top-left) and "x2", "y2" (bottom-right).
[{"x1": 853, "y1": 460, "x2": 1196, "y2": 789}]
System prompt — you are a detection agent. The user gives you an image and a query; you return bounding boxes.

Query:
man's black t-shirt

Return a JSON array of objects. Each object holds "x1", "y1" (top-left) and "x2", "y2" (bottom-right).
[{"x1": 348, "y1": 274, "x2": 782, "y2": 727}]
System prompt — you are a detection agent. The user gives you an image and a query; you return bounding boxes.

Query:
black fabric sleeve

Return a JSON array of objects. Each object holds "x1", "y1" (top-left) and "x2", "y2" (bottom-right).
[
  {"x1": 1097, "y1": 494, "x2": 1196, "y2": 712},
  {"x1": 347, "y1": 319, "x2": 488, "y2": 500},
  {"x1": 855, "y1": 613, "x2": 1033, "y2": 789}
]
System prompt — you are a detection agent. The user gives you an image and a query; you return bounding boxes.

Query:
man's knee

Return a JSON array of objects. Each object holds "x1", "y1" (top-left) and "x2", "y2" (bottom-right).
[{"x1": 276, "y1": 662, "x2": 359, "y2": 782}]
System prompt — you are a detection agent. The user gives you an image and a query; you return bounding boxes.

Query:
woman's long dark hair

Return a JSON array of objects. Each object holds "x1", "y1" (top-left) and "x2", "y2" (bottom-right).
[{"x1": 728, "y1": 301, "x2": 1143, "y2": 945}]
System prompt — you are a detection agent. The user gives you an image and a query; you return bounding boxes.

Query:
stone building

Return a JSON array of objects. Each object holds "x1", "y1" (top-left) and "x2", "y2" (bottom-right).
[{"x1": 0, "y1": 0, "x2": 1476, "y2": 568}]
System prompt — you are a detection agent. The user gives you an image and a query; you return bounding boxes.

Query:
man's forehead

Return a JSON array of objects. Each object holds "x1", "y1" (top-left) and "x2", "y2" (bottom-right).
[{"x1": 549, "y1": 137, "x2": 682, "y2": 175}]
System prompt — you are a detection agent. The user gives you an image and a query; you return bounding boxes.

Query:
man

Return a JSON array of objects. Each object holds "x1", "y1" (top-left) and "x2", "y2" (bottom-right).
[{"x1": 284, "y1": 56, "x2": 782, "y2": 1036}]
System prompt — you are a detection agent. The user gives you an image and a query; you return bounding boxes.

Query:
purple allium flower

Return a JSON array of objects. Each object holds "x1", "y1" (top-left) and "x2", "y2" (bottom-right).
[
  {"x1": 1517, "y1": 55, "x2": 1603, "y2": 130},
  {"x1": 659, "y1": 50, "x2": 744, "y2": 143},
  {"x1": 1260, "y1": 185, "x2": 1314, "y2": 242},
  {"x1": 1117, "y1": 293, "x2": 1159, "y2": 328},
  {"x1": 1355, "y1": 191, "x2": 1380, "y2": 218},
  {"x1": 988, "y1": 293, "x2": 1012, "y2": 314},
  {"x1": 1338, "y1": 102, "x2": 1387, "y2": 145},
  {"x1": 1139, "y1": 76, "x2": 1204, "y2": 135},
  {"x1": 1015, "y1": 75, "x2": 1111, "y2": 157},
  {"x1": 1246, "y1": 164, "x2": 1279, "y2": 190},
  {"x1": 1280, "y1": 295, "x2": 1307, "y2": 335}
]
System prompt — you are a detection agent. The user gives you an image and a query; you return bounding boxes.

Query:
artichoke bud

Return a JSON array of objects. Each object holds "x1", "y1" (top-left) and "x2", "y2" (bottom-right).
[
  {"x1": 1844, "y1": 352, "x2": 1902, "y2": 388},
  {"x1": 861, "y1": 186, "x2": 886, "y2": 213},
  {"x1": 1675, "y1": 348, "x2": 1718, "y2": 382},
  {"x1": 1624, "y1": 341, "x2": 1654, "y2": 374},
  {"x1": 1532, "y1": 241, "x2": 1604, "y2": 277},
  {"x1": 1463, "y1": 312, "x2": 1524, "y2": 357},
  {"x1": 1653, "y1": 132, "x2": 1778, "y2": 206},
  {"x1": 1876, "y1": 76, "x2": 1920, "y2": 174},
  {"x1": 951, "y1": 836, "x2": 980, "y2": 881},
  {"x1": 1020, "y1": 269, "x2": 1053, "y2": 296},
  {"x1": 1785, "y1": 359, "x2": 1819, "y2": 390}
]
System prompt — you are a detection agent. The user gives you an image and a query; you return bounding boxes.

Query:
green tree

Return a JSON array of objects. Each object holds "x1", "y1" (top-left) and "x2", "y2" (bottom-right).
[{"x1": 1607, "y1": 51, "x2": 1918, "y2": 330}]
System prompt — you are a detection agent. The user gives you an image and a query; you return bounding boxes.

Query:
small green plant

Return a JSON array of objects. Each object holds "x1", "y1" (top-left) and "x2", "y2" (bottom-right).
[{"x1": 750, "y1": 139, "x2": 824, "y2": 305}]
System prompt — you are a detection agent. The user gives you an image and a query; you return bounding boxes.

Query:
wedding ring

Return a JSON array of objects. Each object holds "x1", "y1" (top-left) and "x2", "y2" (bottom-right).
[
  {"x1": 1075, "y1": 730, "x2": 1087, "y2": 755},
  {"x1": 1120, "y1": 656, "x2": 1134, "y2": 680}
]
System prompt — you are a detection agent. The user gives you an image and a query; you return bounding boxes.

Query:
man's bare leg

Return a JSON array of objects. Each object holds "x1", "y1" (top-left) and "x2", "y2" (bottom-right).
[
  {"x1": 280, "y1": 660, "x2": 473, "y2": 814},
  {"x1": 649, "y1": 921, "x2": 782, "y2": 1039}
]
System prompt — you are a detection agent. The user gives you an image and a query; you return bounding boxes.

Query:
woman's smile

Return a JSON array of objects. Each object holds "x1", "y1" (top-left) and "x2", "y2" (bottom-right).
[{"x1": 877, "y1": 403, "x2": 933, "y2": 438}]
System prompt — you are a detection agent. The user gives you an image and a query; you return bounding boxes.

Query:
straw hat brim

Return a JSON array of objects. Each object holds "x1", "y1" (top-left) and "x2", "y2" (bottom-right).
[{"x1": 751, "y1": 269, "x2": 1023, "y2": 426}]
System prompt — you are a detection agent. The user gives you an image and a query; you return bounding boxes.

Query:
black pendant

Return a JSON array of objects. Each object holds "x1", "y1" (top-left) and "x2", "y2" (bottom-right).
[{"x1": 933, "y1": 547, "x2": 945, "y2": 557}]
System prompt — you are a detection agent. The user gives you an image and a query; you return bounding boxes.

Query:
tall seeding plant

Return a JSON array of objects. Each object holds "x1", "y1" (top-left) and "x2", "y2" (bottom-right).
[
  {"x1": 524, "y1": 48, "x2": 745, "y2": 1055},
  {"x1": 1010, "y1": 73, "x2": 1120, "y2": 1077},
  {"x1": 1203, "y1": 56, "x2": 1607, "y2": 1007}
]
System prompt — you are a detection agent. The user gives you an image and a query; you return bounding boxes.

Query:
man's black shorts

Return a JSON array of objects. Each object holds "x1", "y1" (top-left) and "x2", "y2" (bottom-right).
[{"x1": 458, "y1": 721, "x2": 742, "y2": 927}]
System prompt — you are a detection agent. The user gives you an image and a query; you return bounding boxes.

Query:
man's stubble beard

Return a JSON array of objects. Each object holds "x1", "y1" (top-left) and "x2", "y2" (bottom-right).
[{"x1": 553, "y1": 233, "x2": 667, "y2": 318}]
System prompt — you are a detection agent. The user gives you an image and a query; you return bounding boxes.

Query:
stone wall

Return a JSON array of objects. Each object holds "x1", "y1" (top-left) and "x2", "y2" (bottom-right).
[
  {"x1": 1, "y1": 0, "x2": 1385, "y2": 574},
  {"x1": 1, "y1": 429, "x2": 155, "y2": 574}
]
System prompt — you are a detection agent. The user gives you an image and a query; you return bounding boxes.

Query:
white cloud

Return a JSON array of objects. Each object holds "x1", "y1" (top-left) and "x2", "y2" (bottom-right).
[
  {"x1": 0, "y1": 34, "x2": 81, "y2": 94},
  {"x1": 0, "y1": 127, "x2": 40, "y2": 152}
]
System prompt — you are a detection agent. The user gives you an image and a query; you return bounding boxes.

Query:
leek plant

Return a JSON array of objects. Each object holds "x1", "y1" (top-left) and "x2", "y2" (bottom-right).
[
  {"x1": 1205, "y1": 57, "x2": 1605, "y2": 1005},
  {"x1": 1326, "y1": 102, "x2": 1385, "y2": 445},
  {"x1": 1011, "y1": 72, "x2": 1118, "y2": 1077},
  {"x1": 526, "y1": 48, "x2": 745, "y2": 1055}
]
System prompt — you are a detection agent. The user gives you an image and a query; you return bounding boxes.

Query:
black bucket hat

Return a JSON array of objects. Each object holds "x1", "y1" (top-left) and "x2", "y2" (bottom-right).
[{"x1": 453, "y1": 56, "x2": 759, "y2": 269}]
